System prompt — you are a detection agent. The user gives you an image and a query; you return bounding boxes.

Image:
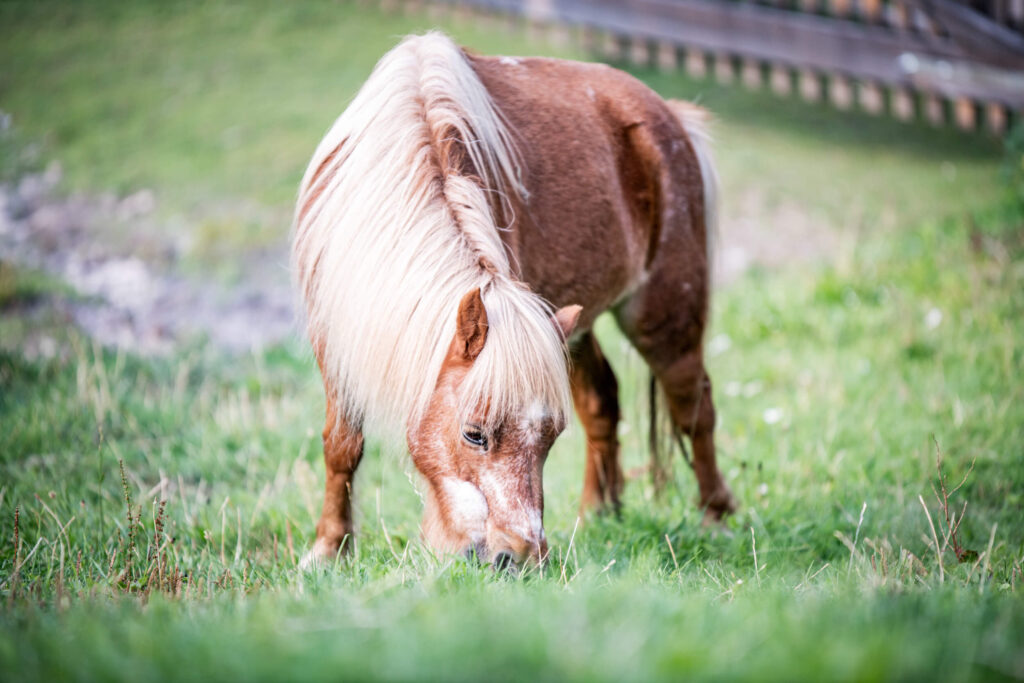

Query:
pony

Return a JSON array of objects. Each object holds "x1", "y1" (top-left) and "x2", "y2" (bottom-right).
[{"x1": 291, "y1": 32, "x2": 736, "y2": 571}]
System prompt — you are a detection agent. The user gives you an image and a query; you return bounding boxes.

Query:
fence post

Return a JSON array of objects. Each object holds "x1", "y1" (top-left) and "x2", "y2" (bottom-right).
[
  {"x1": 891, "y1": 87, "x2": 915, "y2": 121},
  {"x1": 859, "y1": 0, "x2": 882, "y2": 22},
  {"x1": 630, "y1": 36, "x2": 650, "y2": 67},
  {"x1": 580, "y1": 25, "x2": 599, "y2": 55},
  {"x1": 771, "y1": 65, "x2": 792, "y2": 96},
  {"x1": 986, "y1": 102, "x2": 1008, "y2": 135},
  {"x1": 830, "y1": 0, "x2": 852, "y2": 17},
  {"x1": 799, "y1": 69, "x2": 821, "y2": 102},
  {"x1": 526, "y1": 20, "x2": 545, "y2": 44},
  {"x1": 657, "y1": 41, "x2": 678, "y2": 71},
  {"x1": 453, "y1": 3, "x2": 473, "y2": 23},
  {"x1": 601, "y1": 31, "x2": 623, "y2": 61},
  {"x1": 830, "y1": 74, "x2": 854, "y2": 110},
  {"x1": 859, "y1": 80, "x2": 884, "y2": 114},
  {"x1": 715, "y1": 53, "x2": 735, "y2": 85},
  {"x1": 884, "y1": 1, "x2": 909, "y2": 29},
  {"x1": 685, "y1": 48, "x2": 707, "y2": 79},
  {"x1": 954, "y1": 98, "x2": 977, "y2": 130},
  {"x1": 426, "y1": 1, "x2": 447, "y2": 21},
  {"x1": 548, "y1": 23, "x2": 571, "y2": 47},
  {"x1": 924, "y1": 93, "x2": 945, "y2": 126},
  {"x1": 742, "y1": 58, "x2": 762, "y2": 89}
]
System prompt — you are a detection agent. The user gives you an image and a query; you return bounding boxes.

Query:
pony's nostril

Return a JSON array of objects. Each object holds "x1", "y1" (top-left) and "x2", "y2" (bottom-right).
[{"x1": 492, "y1": 551, "x2": 516, "y2": 573}]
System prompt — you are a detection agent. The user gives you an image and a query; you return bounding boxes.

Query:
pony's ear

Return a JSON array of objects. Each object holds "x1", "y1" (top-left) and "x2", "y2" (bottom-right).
[
  {"x1": 454, "y1": 288, "x2": 489, "y2": 361},
  {"x1": 552, "y1": 304, "x2": 582, "y2": 341}
]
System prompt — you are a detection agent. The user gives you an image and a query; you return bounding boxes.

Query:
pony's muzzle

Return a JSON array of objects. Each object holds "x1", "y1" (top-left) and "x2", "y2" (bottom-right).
[
  {"x1": 462, "y1": 546, "x2": 521, "y2": 575},
  {"x1": 489, "y1": 528, "x2": 546, "y2": 571}
]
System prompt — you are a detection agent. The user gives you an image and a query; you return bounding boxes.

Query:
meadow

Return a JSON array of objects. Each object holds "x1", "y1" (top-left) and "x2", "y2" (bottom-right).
[{"x1": 1, "y1": 2, "x2": 1022, "y2": 680}]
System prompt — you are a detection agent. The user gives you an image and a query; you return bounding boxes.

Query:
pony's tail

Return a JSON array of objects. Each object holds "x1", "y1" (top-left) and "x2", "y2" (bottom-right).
[
  {"x1": 648, "y1": 374, "x2": 672, "y2": 496},
  {"x1": 648, "y1": 373, "x2": 696, "y2": 497},
  {"x1": 649, "y1": 100, "x2": 718, "y2": 495},
  {"x1": 666, "y1": 99, "x2": 719, "y2": 275}
]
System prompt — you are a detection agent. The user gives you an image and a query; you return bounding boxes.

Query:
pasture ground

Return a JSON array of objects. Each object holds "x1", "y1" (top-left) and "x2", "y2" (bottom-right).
[{"x1": 1, "y1": 2, "x2": 1022, "y2": 681}]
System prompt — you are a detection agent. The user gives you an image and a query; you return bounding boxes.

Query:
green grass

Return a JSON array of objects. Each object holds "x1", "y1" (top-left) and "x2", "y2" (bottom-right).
[
  {"x1": 2, "y1": 2, "x2": 1023, "y2": 681},
  {"x1": 3, "y1": 203, "x2": 1022, "y2": 681}
]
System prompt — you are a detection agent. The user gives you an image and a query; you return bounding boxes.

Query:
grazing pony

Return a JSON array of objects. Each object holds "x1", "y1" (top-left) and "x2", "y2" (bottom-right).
[{"x1": 292, "y1": 32, "x2": 735, "y2": 570}]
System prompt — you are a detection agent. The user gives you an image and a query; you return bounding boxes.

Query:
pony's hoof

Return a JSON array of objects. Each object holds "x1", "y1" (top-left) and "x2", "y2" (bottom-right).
[
  {"x1": 298, "y1": 538, "x2": 341, "y2": 571},
  {"x1": 701, "y1": 488, "x2": 738, "y2": 525}
]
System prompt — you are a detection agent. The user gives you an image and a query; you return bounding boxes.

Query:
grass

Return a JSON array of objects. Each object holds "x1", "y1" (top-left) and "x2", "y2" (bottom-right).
[{"x1": 1, "y1": 1, "x2": 1023, "y2": 680}]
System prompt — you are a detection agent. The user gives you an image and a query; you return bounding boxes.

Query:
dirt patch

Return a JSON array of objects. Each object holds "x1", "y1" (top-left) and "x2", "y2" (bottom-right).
[
  {"x1": 1, "y1": 165, "x2": 295, "y2": 356},
  {"x1": 715, "y1": 186, "x2": 841, "y2": 285}
]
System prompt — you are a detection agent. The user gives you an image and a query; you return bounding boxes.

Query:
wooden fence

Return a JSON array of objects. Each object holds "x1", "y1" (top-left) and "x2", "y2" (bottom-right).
[{"x1": 384, "y1": 0, "x2": 1024, "y2": 134}]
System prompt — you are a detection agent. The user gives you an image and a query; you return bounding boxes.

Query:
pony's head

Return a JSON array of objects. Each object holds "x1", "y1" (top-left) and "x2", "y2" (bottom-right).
[{"x1": 407, "y1": 288, "x2": 580, "y2": 572}]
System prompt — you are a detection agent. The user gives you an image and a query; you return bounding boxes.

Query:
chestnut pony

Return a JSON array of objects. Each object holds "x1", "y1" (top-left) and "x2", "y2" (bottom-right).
[{"x1": 292, "y1": 32, "x2": 735, "y2": 571}]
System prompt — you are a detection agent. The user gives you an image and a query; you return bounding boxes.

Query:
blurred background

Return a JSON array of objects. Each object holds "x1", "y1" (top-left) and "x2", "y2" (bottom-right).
[
  {"x1": 2, "y1": 0, "x2": 1020, "y2": 358},
  {"x1": 1, "y1": 2, "x2": 1022, "y2": 680}
]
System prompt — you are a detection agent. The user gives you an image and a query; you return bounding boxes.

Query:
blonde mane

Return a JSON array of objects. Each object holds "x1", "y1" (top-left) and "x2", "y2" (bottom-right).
[{"x1": 291, "y1": 32, "x2": 571, "y2": 436}]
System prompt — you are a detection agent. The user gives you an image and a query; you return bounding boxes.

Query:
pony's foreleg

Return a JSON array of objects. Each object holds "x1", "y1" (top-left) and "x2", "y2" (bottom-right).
[
  {"x1": 570, "y1": 332, "x2": 623, "y2": 516},
  {"x1": 300, "y1": 396, "x2": 364, "y2": 569}
]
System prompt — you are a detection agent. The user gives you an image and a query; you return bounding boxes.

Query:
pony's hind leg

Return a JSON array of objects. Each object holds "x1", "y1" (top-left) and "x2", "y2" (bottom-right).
[
  {"x1": 570, "y1": 331, "x2": 623, "y2": 515},
  {"x1": 301, "y1": 394, "x2": 364, "y2": 569},
  {"x1": 654, "y1": 347, "x2": 736, "y2": 521},
  {"x1": 616, "y1": 282, "x2": 737, "y2": 522}
]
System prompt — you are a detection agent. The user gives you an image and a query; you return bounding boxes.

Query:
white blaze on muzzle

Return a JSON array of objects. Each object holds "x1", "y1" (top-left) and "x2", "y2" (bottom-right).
[{"x1": 441, "y1": 476, "x2": 488, "y2": 544}]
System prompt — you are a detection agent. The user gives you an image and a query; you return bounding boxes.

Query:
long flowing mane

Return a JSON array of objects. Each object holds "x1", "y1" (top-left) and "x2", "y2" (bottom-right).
[{"x1": 291, "y1": 32, "x2": 571, "y2": 435}]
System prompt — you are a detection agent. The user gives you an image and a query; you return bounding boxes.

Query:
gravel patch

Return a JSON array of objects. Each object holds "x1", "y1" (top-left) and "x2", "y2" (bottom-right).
[{"x1": 1, "y1": 165, "x2": 296, "y2": 355}]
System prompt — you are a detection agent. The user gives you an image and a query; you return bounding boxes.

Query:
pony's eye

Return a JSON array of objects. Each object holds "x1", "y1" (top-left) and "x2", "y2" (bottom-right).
[{"x1": 461, "y1": 426, "x2": 488, "y2": 449}]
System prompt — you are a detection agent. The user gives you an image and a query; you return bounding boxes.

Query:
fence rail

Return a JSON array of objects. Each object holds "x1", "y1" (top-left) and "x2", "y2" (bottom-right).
[{"x1": 393, "y1": 0, "x2": 1024, "y2": 133}]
